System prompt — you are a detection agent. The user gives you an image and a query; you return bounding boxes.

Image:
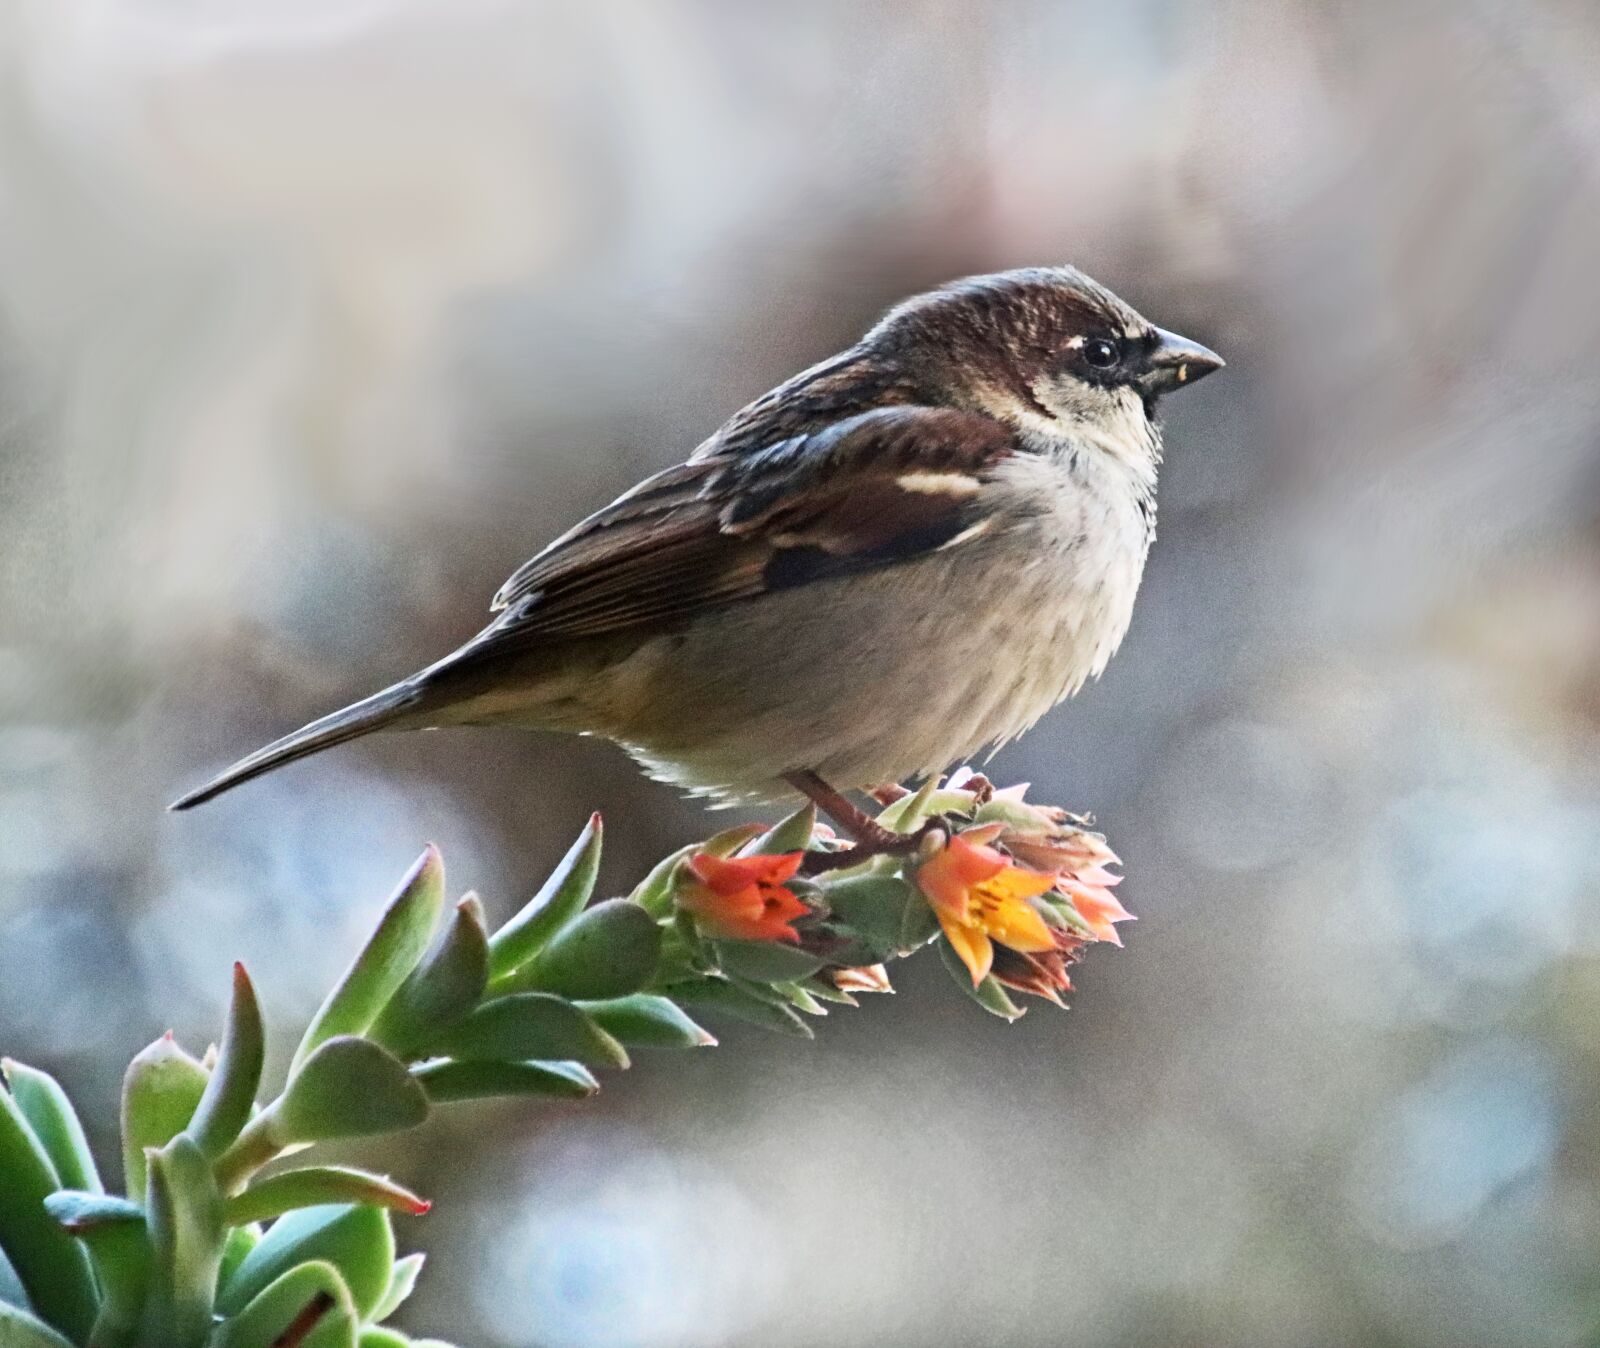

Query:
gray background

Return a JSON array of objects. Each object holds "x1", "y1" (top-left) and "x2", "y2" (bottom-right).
[{"x1": 3, "y1": 2, "x2": 1599, "y2": 1344}]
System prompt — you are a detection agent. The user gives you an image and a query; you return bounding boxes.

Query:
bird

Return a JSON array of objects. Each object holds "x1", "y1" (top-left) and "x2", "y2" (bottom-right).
[{"x1": 170, "y1": 266, "x2": 1222, "y2": 846}]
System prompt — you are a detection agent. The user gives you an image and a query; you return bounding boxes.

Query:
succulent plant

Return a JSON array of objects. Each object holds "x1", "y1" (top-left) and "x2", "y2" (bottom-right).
[{"x1": 0, "y1": 774, "x2": 1126, "y2": 1346}]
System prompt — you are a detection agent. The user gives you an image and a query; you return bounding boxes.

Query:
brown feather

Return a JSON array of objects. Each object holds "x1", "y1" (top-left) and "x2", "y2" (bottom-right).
[{"x1": 457, "y1": 405, "x2": 1015, "y2": 658}]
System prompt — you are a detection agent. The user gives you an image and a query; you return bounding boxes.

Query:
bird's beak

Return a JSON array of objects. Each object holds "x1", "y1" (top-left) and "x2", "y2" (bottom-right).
[{"x1": 1141, "y1": 327, "x2": 1224, "y2": 396}]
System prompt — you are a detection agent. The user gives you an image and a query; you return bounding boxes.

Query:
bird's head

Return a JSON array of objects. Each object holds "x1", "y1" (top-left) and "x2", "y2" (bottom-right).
[{"x1": 869, "y1": 266, "x2": 1223, "y2": 463}]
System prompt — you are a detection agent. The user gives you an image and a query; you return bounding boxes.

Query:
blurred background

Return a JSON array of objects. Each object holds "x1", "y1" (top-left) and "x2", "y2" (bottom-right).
[{"x1": 3, "y1": 0, "x2": 1599, "y2": 1344}]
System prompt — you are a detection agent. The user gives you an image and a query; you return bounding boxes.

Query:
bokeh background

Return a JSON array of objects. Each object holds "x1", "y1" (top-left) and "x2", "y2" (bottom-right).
[{"x1": 4, "y1": 1, "x2": 1600, "y2": 1344}]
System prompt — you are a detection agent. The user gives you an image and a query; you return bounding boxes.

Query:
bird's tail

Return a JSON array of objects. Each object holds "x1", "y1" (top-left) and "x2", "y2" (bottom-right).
[{"x1": 167, "y1": 677, "x2": 428, "y2": 811}]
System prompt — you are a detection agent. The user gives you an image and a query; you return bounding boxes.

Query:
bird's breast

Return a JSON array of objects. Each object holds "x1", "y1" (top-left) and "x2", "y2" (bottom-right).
[{"x1": 984, "y1": 444, "x2": 1154, "y2": 703}]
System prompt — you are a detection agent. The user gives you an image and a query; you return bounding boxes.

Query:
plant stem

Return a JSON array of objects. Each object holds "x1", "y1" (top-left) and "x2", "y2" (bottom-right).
[{"x1": 212, "y1": 1107, "x2": 284, "y2": 1194}]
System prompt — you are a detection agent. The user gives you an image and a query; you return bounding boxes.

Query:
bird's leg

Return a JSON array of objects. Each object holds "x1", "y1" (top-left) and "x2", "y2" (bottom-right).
[
  {"x1": 785, "y1": 770, "x2": 897, "y2": 846},
  {"x1": 867, "y1": 783, "x2": 911, "y2": 807},
  {"x1": 785, "y1": 771, "x2": 934, "y2": 874}
]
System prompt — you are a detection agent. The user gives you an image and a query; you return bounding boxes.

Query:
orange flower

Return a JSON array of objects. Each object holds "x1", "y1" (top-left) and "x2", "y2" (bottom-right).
[
  {"x1": 1058, "y1": 869, "x2": 1135, "y2": 945},
  {"x1": 916, "y1": 833, "x2": 1056, "y2": 984},
  {"x1": 682, "y1": 851, "x2": 809, "y2": 943}
]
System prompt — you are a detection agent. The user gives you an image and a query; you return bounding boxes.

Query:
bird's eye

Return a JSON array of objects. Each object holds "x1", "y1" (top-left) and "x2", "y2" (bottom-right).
[{"x1": 1082, "y1": 336, "x2": 1121, "y2": 369}]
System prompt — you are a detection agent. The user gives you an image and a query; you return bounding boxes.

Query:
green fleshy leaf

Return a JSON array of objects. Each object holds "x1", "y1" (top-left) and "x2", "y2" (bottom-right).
[
  {"x1": 0, "y1": 1301, "x2": 75, "y2": 1348},
  {"x1": 662, "y1": 979, "x2": 814, "y2": 1038},
  {"x1": 821, "y1": 874, "x2": 925, "y2": 957},
  {"x1": 662, "y1": 911, "x2": 710, "y2": 976},
  {"x1": 0, "y1": 1083, "x2": 99, "y2": 1342},
  {"x1": 120, "y1": 1035, "x2": 209, "y2": 1202},
  {"x1": 366, "y1": 1252, "x2": 424, "y2": 1325},
  {"x1": 43, "y1": 1192, "x2": 142, "y2": 1233},
  {"x1": 937, "y1": 940, "x2": 1026, "y2": 1022},
  {"x1": 44, "y1": 1194, "x2": 148, "y2": 1347},
  {"x1": 898, "y1": 886, "x2": 941, "y2": 951},
  {"x1": 777, "y1": 982, "x2": 828, "y2": 1016},
  {"x1": 218, "y1": 1223, "x2": 262, "y2": 1297},
  {"x1": 627, "y1": 846, "x2": 696, "y2": 920},
  {"x1": 1, "y1": 1060, "x2": 101, "y2": 1195},
  {"x1": 508, "y1": 900, "x2": 662, "y2": 1000},
  {"x1": 412, "y1": 1059, "x2": 598, "y2": 1103},
  {"x1": 0, "y1": 1242, "x2": 29, "y2": 1311},
  {"x1": 878, "y1": 782, "x2": 977, "y2": 830},
  {"x1": 219, "y1": 1206, "x2": 393, "y2": 1322},
  {"x1": 293, "y1": 847, "x2": 446, "y2": 1074},
  {"x1": 796, "y1": 976, "x2": 858, "y2": 1007},
  {"x1": 723, "y1": 975, "x2": 792, "y2": 1008},
  {"x1": 278, "y1": 1039, "x2": 429, "y2": 1144},
  {"x1": 712, "y1": 940, "x2": 828, "y2": 983},
  {"x1": 227, "y1": 1169, "x2": 430, "y2": 1227},
  {"x1": 141, "y1": 1134, "x2": 224, "y2": 1348},
  {"x1": 739, "y1": 803, "x2": 816, "y2": 857},
  {"x1": 369, "y1": 896, "x2": 490, "y2": 1058},
  {"x1": 425, "y1": 995, "x2": 628, "y2": 1070},
  {"x1": 575, "y1": 995, "x2": 716, "y2": 1049},
  {"x1": 487, "y1": 815, "x2": 602, "y2": 979},
  {"x1": 971, "y1": 795, "x2": 1048, "y2": 828},
  {"x1": 874, "y1": 779, "x2": 938, "y2": 832},
  {"x1": 188, "y1": 963, "x2": 266, "y2": 1159},
  {"x1": 212, "y1": 1259, "x2": 359, "y2": 1348}
]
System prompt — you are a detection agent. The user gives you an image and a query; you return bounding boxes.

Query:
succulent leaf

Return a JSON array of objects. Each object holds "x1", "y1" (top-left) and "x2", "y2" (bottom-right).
[
  {"x1": 0, "y1": 1301, "x2": 76, "y2": 1348},
  {"x1": 424, "y1": 995, "x2": 628, "y2": 1070},
  {"x1": 368, "y1": 897, "x2": 490, "y2": 1058},
  {"x1": 874, "y1": 778, "x2": 939, "y2": 832},
  {"x1": 278, "y1": 1039, "x2": 430, "y2": 1144},
  {"x1": 662, "y1": 979, "x2": 814, "y2": 1038},
  {"x1": 140, "y1": 1135, "x2": 224, "y2": 1348},
  {"x1": 487, "y1": 815, "x2": 602, "y2": 979},
  {"x1": 740, "y1": 803, "x2": 817, "y2": 856},
  {"x1": 366, "y1": 1252, "x2": 424, "y2": 1325},
  {"x1": 218, "y1": 1206, "x2": 394, "y2": 1322},
  {"x1": 821, "y1": 875, "x2": 925, "y2": 958},
  {"x1": 188, "y1": 963, "x2": 266, "y2": 1159},
  {"x1": 713, "y1": 940, "x2": 828, "y2": 983},
  {"x1": 0, "y1": 1083, "x2": 99, "y2": 1343},
  {"x1": 1, "y1": 1059, "x2": 102, "y2": 1195},
  {"x1": 412, "y1": 1059, "x2": 598, "y2": 1103},
  {"x1": 506, "y1": 900, "x2": 661, "y2": 1000},
  {"x1": 120, "y1": 1035, "x2": 209, "y2": 1203},
  {"x1": 226, "y1": 1169, "x2": 430, "y2": 1227},
  {"x1": 218, "y1": 1223, "x2": 262, "y2": 1299},
  {"x1": 211, "y1": 1259, "x2": 359, "y2": 1348},
  {"x1": 575, "y1": 995, "x2": 716, "y2": 1049},
  {"x1": 293, "y1": 847, "x2": 446, "y2": 1073}
]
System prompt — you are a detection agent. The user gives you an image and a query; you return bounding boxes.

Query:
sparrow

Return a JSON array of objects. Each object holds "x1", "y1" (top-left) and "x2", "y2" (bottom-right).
[{"x1": 171, "y1": 266, "x2": 1222, "y2": 844}]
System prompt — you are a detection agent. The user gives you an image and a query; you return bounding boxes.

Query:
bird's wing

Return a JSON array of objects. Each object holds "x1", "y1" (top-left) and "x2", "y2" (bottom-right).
[{"x1": 468, "y1": 405, "x2": 1016, "y2": 652}]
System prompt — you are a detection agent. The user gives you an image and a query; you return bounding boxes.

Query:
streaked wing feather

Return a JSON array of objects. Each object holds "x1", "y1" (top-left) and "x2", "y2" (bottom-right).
[{"x1": 465, "y1": 406, "x2": 1014, "y2": 655}]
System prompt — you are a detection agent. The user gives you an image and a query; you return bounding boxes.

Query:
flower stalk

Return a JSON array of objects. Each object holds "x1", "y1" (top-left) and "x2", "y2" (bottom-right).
[{"x1": 0, "y1": 771, "x2": 1127, "y2": 1348}]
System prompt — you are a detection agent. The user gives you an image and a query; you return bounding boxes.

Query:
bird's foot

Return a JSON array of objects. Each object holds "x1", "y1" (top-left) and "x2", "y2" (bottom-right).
[
  {"x1": 798, "y1": 818, "x2": 944, "y2": 875},
  {"x1": 786, "y1": 770, "x2": 948, "y2": 875}
]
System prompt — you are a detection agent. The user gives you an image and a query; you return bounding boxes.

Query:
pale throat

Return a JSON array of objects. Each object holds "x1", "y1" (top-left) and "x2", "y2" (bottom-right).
[{"x1": 981, "y1": 378, "x2": 1160, "y2": 496}]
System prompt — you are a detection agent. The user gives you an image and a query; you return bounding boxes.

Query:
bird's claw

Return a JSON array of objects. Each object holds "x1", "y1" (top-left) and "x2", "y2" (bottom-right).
[{"x1": 798, "y1": 815, "x2": 951, "y2": 875}]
